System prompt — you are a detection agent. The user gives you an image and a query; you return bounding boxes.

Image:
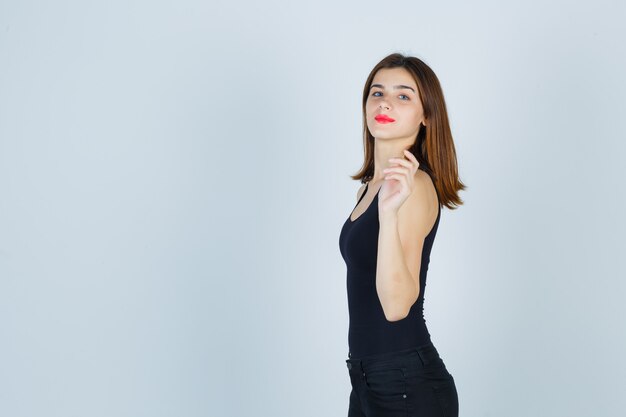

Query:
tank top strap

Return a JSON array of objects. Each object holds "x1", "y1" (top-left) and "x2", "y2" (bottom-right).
[{"x1": 354, "y1": 182, "x2": 369, "y2": 207}]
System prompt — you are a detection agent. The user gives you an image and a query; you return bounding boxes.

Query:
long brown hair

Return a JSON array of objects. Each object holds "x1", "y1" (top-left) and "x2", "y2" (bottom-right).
[{"x1": 351, "y1": 53, "x2": 466, "y2": 209}]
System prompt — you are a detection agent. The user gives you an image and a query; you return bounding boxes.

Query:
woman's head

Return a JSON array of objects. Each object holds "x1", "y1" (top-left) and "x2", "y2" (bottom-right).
[
  {"x1": 352, "y1": 52, "x2": 466, "y2": 209},
  {"x1": 365, "y1": 66, "x2": 426, "y2": 146}
]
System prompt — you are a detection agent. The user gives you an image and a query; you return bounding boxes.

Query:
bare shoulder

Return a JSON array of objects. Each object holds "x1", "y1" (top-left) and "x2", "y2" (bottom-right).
[
  {"x1": 415, "y1": 170, "x2": 437, "y2": 205},
  {"x1": 398, "y1": 170, "x2": 438, "y2": 238},
  {"x1": 356, "y1": 183, "x2": 367, "y2": 202}
]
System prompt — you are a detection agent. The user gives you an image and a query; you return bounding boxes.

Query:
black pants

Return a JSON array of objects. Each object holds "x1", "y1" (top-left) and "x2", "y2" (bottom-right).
[{"x1": 345, "y1": 341, "x2": 458, "y2": 417}]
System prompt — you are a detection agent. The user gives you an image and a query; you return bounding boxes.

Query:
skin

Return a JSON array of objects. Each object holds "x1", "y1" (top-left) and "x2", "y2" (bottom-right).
[{"x1": 351, "y1": 67, "x2": 440, "y2": 321}]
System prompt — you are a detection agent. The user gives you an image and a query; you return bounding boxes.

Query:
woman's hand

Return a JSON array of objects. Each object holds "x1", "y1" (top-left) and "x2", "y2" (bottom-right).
[{"x1": 379, "y1": 149, "x2": 420, "y2": 218}]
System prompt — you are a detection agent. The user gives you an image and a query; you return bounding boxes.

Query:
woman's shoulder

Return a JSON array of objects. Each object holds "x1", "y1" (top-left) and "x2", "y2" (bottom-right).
[{"x1": 356, "y1": 182, "x2": 368, "y2": 202}]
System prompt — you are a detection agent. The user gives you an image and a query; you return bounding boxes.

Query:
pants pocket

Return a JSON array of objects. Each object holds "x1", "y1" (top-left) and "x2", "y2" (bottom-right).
[
  {"x1": 431, "y1": 375, "x2": 459, "y2": 417},
  {"x1": 363, "y1": 367, "x2": 409, "y2": 416},
  {"x1": 364, "y1": 367, "x2": 407, "y2": 399}
]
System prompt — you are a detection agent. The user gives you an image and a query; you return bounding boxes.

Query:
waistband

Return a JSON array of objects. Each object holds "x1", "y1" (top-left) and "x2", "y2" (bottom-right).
[{"x1": 345, "y1": 341, "x2": 441, "y2": 373}]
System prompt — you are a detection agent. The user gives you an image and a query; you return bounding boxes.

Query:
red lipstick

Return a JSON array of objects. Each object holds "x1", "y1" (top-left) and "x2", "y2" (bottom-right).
[{"x1": 375, "y1": 114, "x2": 395, "y2": 123}]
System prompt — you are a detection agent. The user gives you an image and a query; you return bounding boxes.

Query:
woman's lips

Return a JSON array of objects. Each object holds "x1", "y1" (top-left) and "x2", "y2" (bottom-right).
[{"x1": 375, "y1": 114, "x2": 395, "y2": 123}]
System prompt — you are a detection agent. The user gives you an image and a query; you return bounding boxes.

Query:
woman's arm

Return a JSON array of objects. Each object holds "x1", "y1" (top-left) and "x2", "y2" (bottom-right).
[{"x1": 376, "y1": 171, "x2": 437, "y2": 321}]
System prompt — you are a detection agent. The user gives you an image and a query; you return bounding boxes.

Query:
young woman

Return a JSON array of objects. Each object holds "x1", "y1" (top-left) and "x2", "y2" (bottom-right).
[{"x1": 338, "y1": 53, "x2": 466, "y2": 417}]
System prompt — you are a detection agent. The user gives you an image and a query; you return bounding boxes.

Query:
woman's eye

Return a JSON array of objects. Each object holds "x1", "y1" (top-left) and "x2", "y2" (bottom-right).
[{"x1": 371, "y1": 91, "x2": 409, "y2": 100}]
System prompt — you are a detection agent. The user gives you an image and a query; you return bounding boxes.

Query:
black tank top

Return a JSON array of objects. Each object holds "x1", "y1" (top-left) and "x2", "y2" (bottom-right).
[{"x1": 338, "y1": 179, "x2": 441, "y2": 358}]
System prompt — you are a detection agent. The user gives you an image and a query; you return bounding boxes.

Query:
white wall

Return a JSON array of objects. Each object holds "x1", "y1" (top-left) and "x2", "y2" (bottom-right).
[{"x1": 1, "y1": 0, "x2": 624, "y2": 416}]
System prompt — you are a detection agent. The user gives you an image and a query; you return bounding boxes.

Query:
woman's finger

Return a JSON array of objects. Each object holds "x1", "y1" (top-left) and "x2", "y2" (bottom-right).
[
  {"x1": 383, "y1": 166, "x2": 409, "y2": 176},
  {"x1": 388, "y1": 157, "x2": 412, "y2": 170},
  {"x1": 390, "y1": 153, "x2": 419, "y2": 175},
  {"x1": 385, "y1": 171, "x2": 410, "y2": 193},
  {"x1": 402, "y1": 150, "x2": 420, "y2": 173}
]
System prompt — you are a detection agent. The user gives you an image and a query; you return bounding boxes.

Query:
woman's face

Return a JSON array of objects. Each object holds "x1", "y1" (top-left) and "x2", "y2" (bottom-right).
[{"x1": 365, "y1": 67, "x2": 425, "y2": 141}]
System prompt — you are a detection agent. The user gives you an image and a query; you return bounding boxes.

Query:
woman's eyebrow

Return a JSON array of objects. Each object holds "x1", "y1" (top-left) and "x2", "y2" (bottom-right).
[{"x1": 370, "y1": 83, "x2": 416, "y2": 93}]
